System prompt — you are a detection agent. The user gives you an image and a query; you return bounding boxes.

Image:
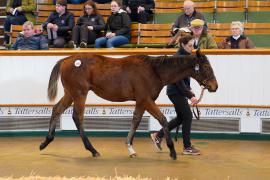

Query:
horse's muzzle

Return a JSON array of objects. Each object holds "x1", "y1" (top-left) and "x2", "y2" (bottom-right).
[{"x1": 207, "y1": 79, "x2": 218, "y2": 92}]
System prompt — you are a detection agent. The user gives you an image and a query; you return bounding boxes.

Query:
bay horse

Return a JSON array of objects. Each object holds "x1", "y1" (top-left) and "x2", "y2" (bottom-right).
[{"x1": 40, "y1": 50, "x2": 218, "y2": 160}]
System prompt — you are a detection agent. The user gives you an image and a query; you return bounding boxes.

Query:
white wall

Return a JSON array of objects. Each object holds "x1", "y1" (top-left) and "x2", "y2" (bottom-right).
[{"x1": 0, "y1": 55, "x2": 269, "y2": 105}]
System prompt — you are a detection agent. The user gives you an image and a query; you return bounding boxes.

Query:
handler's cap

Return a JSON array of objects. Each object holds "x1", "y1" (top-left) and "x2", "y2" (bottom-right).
[
  {"x1": 190, "y1": 19, "x2": 204, "y2": 27},
  {"x1": 56, "y1": 0, "x2": 67, "y2": 6}
]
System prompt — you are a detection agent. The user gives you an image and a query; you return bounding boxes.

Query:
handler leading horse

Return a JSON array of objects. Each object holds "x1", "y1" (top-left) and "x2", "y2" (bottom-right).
[{"x1": 40, "y1": 50, "x2": 218, "y2": 160}]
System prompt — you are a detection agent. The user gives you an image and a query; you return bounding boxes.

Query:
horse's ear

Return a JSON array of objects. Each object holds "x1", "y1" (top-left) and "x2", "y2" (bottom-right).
[{"x1": 196, "y1": 48, "x2": 202, "y2": 58}]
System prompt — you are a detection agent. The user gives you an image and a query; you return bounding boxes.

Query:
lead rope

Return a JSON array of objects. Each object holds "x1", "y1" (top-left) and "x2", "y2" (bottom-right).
[
  {"x1": 175, "y1": 86, "x2": 205, "y2": 141},
  {"x1": 192, "y1": 86, "x2": 206, "y2": 120}
]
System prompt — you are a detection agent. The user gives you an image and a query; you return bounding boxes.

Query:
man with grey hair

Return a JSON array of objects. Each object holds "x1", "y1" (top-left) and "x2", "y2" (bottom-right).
[
  {"x1": 172, "y1": 0, "x2": 206, "y2": 35},
  {"x1": 218, "y1": 21, "x2": 255, "y2": 49}
]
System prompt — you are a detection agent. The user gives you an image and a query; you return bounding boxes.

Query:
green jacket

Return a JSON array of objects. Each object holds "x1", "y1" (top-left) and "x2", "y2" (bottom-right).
[
  {"x1": 7, "y1": 0, "x2": 36, "y2": 23},
  {"x1": 198, "y1": 33, "x2": 218, "y2": 49}
]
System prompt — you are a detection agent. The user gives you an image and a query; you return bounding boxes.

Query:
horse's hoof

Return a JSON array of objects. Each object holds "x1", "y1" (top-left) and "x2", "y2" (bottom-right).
[
  {"x1": 92, "y1": 152, "x2": 101, "y2": 157},
  {"x1": 170, "y1": 152, "x2": 177, "y2": 160},
  {"x1": 39, "y1": 143, "x2": 46, "y2": 151},
  {"x1": 129, "y1": 153, "x2": 137, "y2": 158}
]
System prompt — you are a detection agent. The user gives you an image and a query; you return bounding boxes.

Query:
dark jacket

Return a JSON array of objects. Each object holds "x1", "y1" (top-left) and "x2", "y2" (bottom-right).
[
  {"x1": 11, "y1": 33, "x2": 48, "y2": 50},
  {"x1": 43, "y1": 11, "x2": 75, "y2": 37},
  {"x1": 166, "y1": 48, "x2": 194, "y2": 99},
  {"x1": 218, "y1": 35, "x2": 256, "y2": 49},
  {"x1": 172, "y1": 10, "x2": 206, "y2": 35},
  {"x1": 106, "y1": 10, "x2": 131, "y2": 39},
  {"x1": 76, "y1": 13, "x2": 105, "y2": 34},
  {"x1": 123, "y1": 0, "x2": 155, "y2": 12}
]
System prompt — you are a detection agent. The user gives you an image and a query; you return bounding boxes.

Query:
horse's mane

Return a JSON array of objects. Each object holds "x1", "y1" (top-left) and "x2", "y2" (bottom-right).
[{"x1": 136, "y1": 54, "x2": 196, "y2": 66}]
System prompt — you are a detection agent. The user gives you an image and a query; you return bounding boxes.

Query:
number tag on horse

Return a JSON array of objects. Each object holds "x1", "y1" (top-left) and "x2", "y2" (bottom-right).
[{"x1": 74, "y1": 60, "x2": 81, "y2": 67}]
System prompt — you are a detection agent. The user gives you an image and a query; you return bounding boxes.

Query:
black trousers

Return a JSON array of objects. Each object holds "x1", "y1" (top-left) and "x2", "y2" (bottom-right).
[
  {"x1": 4, "y1": 15, "x2": 27, "y2": 44},
  {"x1": 72, "y1": 25, "x2": 97, "y2": 45},
  {"x1": 129, "y1": 11, "x2": 150, "y2": 24},
  {"x1": 157, "y1": 93, "x2": 193, "y2": 149}
]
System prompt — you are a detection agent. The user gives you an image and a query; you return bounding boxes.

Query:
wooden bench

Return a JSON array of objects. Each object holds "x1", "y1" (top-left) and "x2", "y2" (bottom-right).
[
  {"x1": 154, "y1": 1, "x2": 215, "y2": 23},
  {"x1": 36, "y1": 4, "x2": 55, "y2": 24},
  {"x1": 214, "y1": 1, "x2": 246, "y2": 23},
  {"x1": 247, "y1": 1, "x2": 270, "y2": 23},
  {"x1": 136, "y1": 23, "x2": 171, "y2": 48}
]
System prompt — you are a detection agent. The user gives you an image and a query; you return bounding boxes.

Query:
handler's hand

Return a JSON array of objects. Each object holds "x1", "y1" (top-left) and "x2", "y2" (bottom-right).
[{"x1": 190, "y1": 97, "x2": 199, "y2": 106}]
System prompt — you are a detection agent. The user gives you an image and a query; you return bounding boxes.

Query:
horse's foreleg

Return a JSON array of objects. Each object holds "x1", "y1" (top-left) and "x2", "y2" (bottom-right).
[
  {"x1": 40, "y1": 93, "x2": 72, "y2": 150},
  {"x1": 72, "y1": 96, "x2": 100, "y2": 157},
  {"x1": 144, "y1": 100, "x2": 176, "y2": 160},
  {"x1": 126, "y1": 104, "x2": 145, "y2": 157}
]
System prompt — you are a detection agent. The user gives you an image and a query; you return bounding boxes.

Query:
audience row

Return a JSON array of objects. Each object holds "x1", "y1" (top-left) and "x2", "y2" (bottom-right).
[{"x1": 6, "y1": 0, "x2": 256, "y2": 50}]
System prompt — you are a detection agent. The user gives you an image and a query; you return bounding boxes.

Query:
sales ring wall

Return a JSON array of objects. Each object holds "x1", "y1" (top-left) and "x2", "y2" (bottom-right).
[{"x1": 0, "y1": 49, "x2": 270, "y2": 138}]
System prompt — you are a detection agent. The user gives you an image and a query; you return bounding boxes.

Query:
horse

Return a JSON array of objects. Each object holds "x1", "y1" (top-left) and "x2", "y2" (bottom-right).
[{"x1": 40, "y1": 50, "x2": 218, "y2": 160}]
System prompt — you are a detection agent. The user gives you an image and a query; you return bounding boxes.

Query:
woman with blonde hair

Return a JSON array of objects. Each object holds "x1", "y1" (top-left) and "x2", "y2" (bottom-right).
[{"x1": 219, "y1": 21, "x2": 255, "y2": 49}]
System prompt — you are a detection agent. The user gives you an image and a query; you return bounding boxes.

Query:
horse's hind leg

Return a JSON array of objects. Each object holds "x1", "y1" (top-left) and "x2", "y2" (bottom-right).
[
  {"x1": 144, "y1": 100, "x2": 176, "y2": 160},
  {"x1": 72, "y1": 95, "x2": 100, "y2": 157},
  {"x1": 126, "y1": 103, "x2": 145, "y2": 157},
  {"x1": 40, "y1": 93, "x2": 73, "y2": 150}
]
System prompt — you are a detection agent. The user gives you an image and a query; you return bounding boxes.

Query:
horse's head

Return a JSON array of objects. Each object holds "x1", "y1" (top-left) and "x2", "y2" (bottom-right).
[{"x1": 192, "y1": 50, "x2": 218, "y2": 92}]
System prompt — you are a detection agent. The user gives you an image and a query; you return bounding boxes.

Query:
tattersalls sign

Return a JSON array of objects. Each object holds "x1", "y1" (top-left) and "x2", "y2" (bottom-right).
[{"x1": 0, "y1": 106, "x2": 269, "y2": 133}]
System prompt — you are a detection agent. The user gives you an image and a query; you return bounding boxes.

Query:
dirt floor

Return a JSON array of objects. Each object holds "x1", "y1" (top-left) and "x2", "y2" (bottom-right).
[{"x1": 0, "y1": 137, "x2": 270, "y2": 179}]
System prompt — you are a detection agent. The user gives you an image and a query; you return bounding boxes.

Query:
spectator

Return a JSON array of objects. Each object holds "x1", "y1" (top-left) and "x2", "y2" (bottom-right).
[
  {"x1": 219, "y1": 21, "x2": 255, "y2": 49},
  {"x1": 190, "y1": 19, "x2": 217, "y2": 49},
  {"x1": 11, "y1": 21, "x2": 48, "y2": 50},
  {"x1": 4, "y1": 0, "x2": 36, "y2": 44},
  {"x1": 43, "y1": 0, "x2": 75, "y2": 48},
  {"x1": 172, "y1": 0, "x2": 206, "y2": 36},
  {"x1": 95, "y1": 0, "x2": 131, "y2": 48},
  {"x1": 123, "y1": 0, "x2": 155, "y2": 23},
  {"x1": 68, "y1": 0, "x2": 105, "y2": 48}
]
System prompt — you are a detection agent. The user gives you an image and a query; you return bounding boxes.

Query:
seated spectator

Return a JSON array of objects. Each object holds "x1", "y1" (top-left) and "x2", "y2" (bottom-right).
[
  {"x1": 123, "y1": 0, "x2": 155, "y2": 23},
  {"x1": 68, "y1": 0, "x2": 105, "y2": 48},
  {"x1": 11, "y1": 21, "x2": 48, "y2": 50},
  {"x1": 4, "y1": 0, "x2": 36, "y2": 44},
  {"x1": 172, "y1": 0, "x2": 206, "y2": 36},
  {"x1": 43, "y1": 0, "x2": 75, "y2": 48},
  {"x1": 95, "y1": 0, "x2": 131, "y2": 48},
  {"x1": 218, "y1": 21, "x2": 255, "y2": 49},
  {"x1": 190, "y1": 19, "x2": 217, "y2": 49}
]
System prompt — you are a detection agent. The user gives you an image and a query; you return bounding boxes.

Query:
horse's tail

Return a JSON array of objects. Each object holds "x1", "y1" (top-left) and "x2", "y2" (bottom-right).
[{"x1": 47, "y1": 60, "x2": 62, "y2": 101}]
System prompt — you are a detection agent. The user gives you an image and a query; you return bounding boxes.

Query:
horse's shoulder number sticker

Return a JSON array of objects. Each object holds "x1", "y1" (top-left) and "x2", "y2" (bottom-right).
[{"x1": 74, "y1": 60, "x2": 81, "y2": 67}]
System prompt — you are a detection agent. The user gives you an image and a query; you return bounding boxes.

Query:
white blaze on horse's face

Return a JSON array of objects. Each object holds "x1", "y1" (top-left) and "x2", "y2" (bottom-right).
[{"x1": 74, "y1": 60, "x2": 82, "y2": 67}]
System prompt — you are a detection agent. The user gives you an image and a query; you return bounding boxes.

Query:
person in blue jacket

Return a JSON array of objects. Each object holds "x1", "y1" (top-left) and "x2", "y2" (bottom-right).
[
  {"x1": 12, "y1": 21, "x2": 48, "y2": 50},
  {"x1": 151, "y1": 34, "x2": 201, "y2": 155}
]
